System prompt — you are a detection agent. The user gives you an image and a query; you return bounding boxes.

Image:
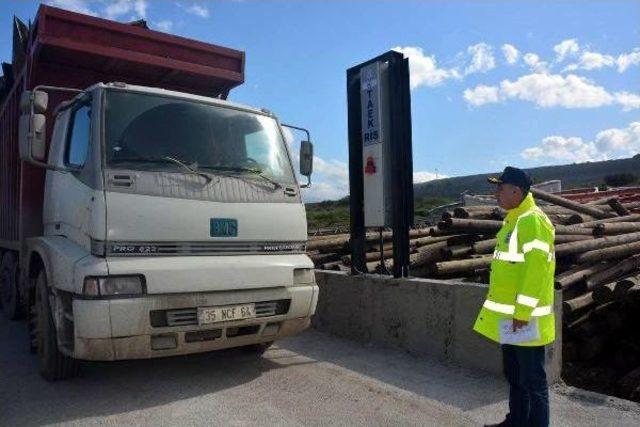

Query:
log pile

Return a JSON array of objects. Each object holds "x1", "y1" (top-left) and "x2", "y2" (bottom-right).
[{"x1": 307, "y1": 187, "x2": 640, "y2": 401}]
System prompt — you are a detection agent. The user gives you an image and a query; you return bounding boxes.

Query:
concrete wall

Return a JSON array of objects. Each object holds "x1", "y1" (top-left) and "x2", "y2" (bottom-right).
[{"x1": 312, "y1": 271, "x2": 562, "y2": 382}]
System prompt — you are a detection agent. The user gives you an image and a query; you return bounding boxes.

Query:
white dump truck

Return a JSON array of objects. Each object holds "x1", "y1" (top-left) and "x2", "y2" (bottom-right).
[{"x1": 0, "y1": 5, "x2": 317, "y2": 380}]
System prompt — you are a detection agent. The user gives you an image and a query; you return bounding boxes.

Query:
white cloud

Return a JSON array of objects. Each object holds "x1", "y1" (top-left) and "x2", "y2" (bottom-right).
[
  {"x1": 184, "y1": 3, "x2": 210, "y2": 18},
  {"x1": 617, "y1": 49, "x2": 640, "y2": 73},
  {"x1": 595, "y1": 122, "x2": 640, "y2": 154},
  {"x1": 302, "y1": 157, "x2": 349, "y2": 202},
  {"x1": 392, "y1": 46, "x2": 461, "y2": 89},
  {"x1": 615, "y1": 92, "x2": 640, "y2": 111},
  {"x1": 502, "y1": 73, "x2": 613, "y2": 108},
  {"x1": 553, "y1": 39, "x2": 580, "y2": 62},
  {"x1": 465, "y1": 43, "x2": 496, "y2": 75},
  {"x1": 463, "y1": 85, "x2": 500, "y2": 106},
  {"x1": 414, "y1": 171, "x2": 445, "y2": 183},
  {"x1": 464, "y1": 73, "x2": 639, "y2": 110},
  {"x1": 501, "y1": 44, "x2": 519, "y2": 65},
  {"x1": 155, "y1": 20, "x2": 174, "y2": 32},
  {"x1": 46, "y1": 0, "x2": 96, "y2": 15},
  {"x1": 523, "y1": 53, "x2": 548, "y2": 73},
  {"x1": 104, "y1": 0, "x2": 148, "y2": 20},
  {"x1": 564, "y1": 51, "x2": 615, "y2": 71},
  {"x1": 522, "y1": 136, "x2": 600, "y2": 163},
  {"x1": 522, "y1": 122, "x2": 640, "y2": 163}
]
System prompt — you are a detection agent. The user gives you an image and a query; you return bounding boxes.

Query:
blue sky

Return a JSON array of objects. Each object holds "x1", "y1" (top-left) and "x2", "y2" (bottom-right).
[{"x1": 1, "y1": 0, "x2": 639, "y2": 201}]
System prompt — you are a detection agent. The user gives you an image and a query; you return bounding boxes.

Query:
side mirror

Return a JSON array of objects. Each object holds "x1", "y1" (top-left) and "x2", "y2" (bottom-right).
[
  {"x1": 19, "y1": 113, "x2": 47, "y2": 161},
  {"x1": 300, "y1": 140, "x2": 313, "y2": 176},
  {"x1": 18, "y1": 90, "x2": 49, "y2": 164},
  {"x1": 20, "y1": 90, "x2": 48, "y2": 114}
]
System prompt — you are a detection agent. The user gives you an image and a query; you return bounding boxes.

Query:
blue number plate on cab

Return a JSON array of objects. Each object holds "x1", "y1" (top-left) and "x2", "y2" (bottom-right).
[{"x1": 210, "y1": 218, "x2": 238, "y2": 237}]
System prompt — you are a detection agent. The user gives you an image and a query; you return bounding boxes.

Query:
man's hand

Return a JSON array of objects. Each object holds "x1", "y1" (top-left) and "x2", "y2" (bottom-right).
[{"x1": 512, "y1": 319, "x2": 529, "y2": 332}]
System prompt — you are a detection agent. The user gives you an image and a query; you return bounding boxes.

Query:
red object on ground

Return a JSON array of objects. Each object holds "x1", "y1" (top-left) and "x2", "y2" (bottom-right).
[{"x1": 1, "y1": 5, "x2": 246, "y2": 248}]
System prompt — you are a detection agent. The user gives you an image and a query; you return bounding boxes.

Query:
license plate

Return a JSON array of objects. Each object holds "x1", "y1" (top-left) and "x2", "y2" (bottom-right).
[{"x1": 197, "y1": 303, "x2": 256, "y2": 325}]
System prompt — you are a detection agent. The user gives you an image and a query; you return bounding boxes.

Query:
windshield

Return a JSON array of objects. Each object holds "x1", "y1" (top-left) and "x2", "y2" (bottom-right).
[{"x1": 104, "y1": 91, "x2": 296, "y2": 185}]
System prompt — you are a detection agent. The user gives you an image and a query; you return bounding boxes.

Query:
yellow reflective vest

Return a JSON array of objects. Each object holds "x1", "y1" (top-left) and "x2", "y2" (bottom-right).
[{"x1": 473, "y1": 192, "x2": 556, "y2": 346}]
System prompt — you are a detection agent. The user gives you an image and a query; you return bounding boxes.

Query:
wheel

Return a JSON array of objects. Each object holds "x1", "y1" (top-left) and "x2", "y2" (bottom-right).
[
  {"x1": 0, "y1": 252, "x2": 22, "y2": 320},
  {"x1": 242, "y1": 341, "x2": 274, "y2": 354},
  {"x1": 33, "y1": 270, "x2": 78, "y2": 381}
]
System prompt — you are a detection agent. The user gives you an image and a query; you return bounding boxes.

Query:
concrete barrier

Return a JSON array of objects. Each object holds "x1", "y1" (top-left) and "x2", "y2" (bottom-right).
[{"x1": 312, "y1": 270, "x2": 562, "y2": 382}]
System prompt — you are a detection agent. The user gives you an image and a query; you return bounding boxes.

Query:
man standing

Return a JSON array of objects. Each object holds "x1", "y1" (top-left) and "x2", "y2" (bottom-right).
[{"x1": 474, "y1": 166, "x2": 556, "y2": 427}]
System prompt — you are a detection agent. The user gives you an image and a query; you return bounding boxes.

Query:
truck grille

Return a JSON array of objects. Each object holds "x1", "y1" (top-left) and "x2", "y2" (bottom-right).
[
  {"x1": 150, "y1": 299, "x2": 291, "y2": 327},
  {"x1": 96, "y1": 240, "x2": 306, "y2": 257}
]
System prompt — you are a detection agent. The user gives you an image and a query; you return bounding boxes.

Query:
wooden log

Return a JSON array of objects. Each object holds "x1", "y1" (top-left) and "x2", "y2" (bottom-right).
[
  {"x1": 411, "y1": 241, "x2": 448, "y2": 269},
  {"x1": 554, "y1": 224, "x2": 595, "y2": 235},
  {"x1": 439, "y1": 218, "x2": 503, "y2": 233},
  {"x1": 310, "y1": 252, "x2": 342, "y2": 265},
  {"x1": 555, "y1": 234, "x2": 594, "y2": 244},
  {"x1": 555, "y1": 231, "x2": 640, "y2": 258},
  {"x1": 575, "y1": 240, "x2": 640, "y2": 264},
  {"x1": 563, "y1": 292, "x2": 594, "y2": 317},
  {"x1": 565, "y1": 214, "x2": 592, "y2": 225},
  {"x1": 429, "y1": 227, "x2": 452, "y2": 237},
  {"x1": 554, "y1": 262, "x2": 612, "y2": 290},
  {"x1": 473, "y1": 238, "x2": 498, "y2": 254},
  {"x1": 441, "y1": 245, "x2": 473, "y2": 260},
  {"x1": 308, "y1": 228, "x2": 433, "y2": 251},
  {"x1": 531, "y1": 187, "x2": 613, "y2": 219},
  {"x1": 490, "y1": 207, "x2": 506, "y2": 220},
  {"x1": 411, "y1": 235, "x2": 450, "y2": 247},
  {"x1": 614, "y1": 276, "x2": 640, "y2": 299},
  {"x1": 433, "y1": 256, "x2": 492, "y2": 275},
  {"x1": 320, "y1": 260, "x2": 343, "y2": 270},
  {"x1": 584, "y1": 255, "x2": 640, "y2": 290},
  {"x1": 468, "y1": 232, "x2": 590, "y2": 251},
  {"x1": 446, "y1": 234, "x2": 484, "y2": 246},
  {"x1": 468, "y1": 235, "x2": 595, "y2": 256},
  {"x1": 586, "y1": 196, "x2": 618, "y2": 206},
  {"x1": 579, "y1": 213, "x2": 640, "y2": 228},
  {"x1": 343, "y1": 246, "x2": 418, "y2": 265},
  {"x1": 591, "y1": 283, "x2": 616, "y2": 304},
  {"x1": 593, "y1": 222, "x2": 640, "y2": 236},
  {"x1": 609, "y1": 198, "x2": 631, "y2": 216}
]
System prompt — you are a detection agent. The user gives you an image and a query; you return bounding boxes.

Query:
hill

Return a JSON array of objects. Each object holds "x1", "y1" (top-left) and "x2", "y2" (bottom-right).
[{"x1": 414, "y1": 155, "x2": 640, "y2": 199}]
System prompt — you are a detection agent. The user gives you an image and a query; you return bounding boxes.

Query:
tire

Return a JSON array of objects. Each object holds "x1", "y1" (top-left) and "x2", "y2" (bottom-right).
[
  {"x1": 242, "y1": 341, "x2": 274, "y2": 354},
  {"x1": 33, "y1": 270, "x2": 78, "y2": 381},
  {"x1": 0, "y1": 252, "x2": 22, "y2": 320}
]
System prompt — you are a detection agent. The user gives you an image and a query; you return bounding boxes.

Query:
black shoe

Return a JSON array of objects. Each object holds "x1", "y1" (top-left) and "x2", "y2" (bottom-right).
[{"x1": 483, "y1": 420, "x2": 511, "y2": 427}]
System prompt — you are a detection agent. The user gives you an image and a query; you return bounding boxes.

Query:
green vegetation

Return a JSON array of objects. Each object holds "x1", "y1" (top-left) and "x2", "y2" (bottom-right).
[
  {"x1": 305, "y1": 155, "x2": 640, "y2": 230},
  {"x1": 305, "y1": 196, "x2": 452, "y2": 230}
]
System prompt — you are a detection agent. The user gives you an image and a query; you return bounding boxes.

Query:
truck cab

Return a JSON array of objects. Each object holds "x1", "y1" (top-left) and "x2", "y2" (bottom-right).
[{"x1": 17, "y1": 81, "x2": 317, "y2": 379}]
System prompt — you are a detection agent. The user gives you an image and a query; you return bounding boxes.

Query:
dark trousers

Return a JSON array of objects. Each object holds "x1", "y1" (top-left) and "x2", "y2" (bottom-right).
[{"x1": 502, "y1": 344, "x2": 549, "y2": 427}]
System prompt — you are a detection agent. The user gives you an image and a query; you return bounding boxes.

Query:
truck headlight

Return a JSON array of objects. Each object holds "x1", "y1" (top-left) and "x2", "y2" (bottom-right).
[
  {"x1": 83, "y1": 276, "x2": 145, "y2": 297},
  {"x1": 293, "y1": 268, "x2": 315, "y2": 285}
]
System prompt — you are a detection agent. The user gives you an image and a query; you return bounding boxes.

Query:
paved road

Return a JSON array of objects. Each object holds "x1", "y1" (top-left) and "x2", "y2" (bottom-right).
[{"x1": 1, "y1": 318, "x2": 639, "y2": 426}]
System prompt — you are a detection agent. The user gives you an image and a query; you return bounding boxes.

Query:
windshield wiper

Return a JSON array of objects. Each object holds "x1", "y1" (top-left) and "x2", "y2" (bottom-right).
[
  {"x1": 110, "y1": 156, "x2": 212, "y2": 184},
  {"x1": 200, "y1": 165, "x2": 282, "y2": 189}
]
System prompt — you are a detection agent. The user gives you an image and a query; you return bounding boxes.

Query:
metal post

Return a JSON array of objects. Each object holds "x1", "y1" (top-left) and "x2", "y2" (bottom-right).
[
  {"x1": 347, "y1": 68, "x2": 366, "y2": 274},
  {"x1": 347, "y1": 51, "x2": 413, "y2": 277}
]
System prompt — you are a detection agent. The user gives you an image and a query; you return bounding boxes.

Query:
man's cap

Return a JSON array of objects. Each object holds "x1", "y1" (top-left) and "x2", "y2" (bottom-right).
[{"x1": 488, "y1": 166, "x2": 532, "y2": 193}]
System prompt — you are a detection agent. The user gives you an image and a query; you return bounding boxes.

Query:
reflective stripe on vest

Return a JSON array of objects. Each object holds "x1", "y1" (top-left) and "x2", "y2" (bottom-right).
[
  {"x1": 493, "y1": 209, "x2": 553, "y2": 264},
  {"x1": 483, "y1": 299, "x2": 552, "y2": 317},
  {"x1": 516, "y1": 294, "x2": 539, "y2": 307}
]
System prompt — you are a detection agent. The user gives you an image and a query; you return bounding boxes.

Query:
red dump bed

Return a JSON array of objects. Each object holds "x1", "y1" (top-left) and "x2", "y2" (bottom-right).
[{"x1": 0, "y1": 5, "x2": 246, "y2": 248}]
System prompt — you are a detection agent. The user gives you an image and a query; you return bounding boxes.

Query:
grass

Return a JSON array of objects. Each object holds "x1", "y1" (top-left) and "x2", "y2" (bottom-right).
[{"x1": 305, "y1": 196, "x2": 453, "y2": 230}]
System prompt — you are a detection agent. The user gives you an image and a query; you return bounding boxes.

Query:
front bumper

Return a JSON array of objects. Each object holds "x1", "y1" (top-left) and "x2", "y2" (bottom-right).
[{"x1": 72, "y1": 284, "x2": 318, "y2": 360}]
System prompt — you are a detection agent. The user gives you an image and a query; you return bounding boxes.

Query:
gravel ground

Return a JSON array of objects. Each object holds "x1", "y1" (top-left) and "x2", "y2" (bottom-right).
[{"x1": 1, "y1": 318, "x2": 639, "y2": 426}]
